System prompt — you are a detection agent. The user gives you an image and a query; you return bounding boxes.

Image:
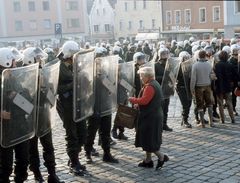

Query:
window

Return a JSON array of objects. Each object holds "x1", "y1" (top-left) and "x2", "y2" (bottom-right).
[
  {"x1": 29, "y1": 20, "x2": 37, "y2": 30},
  {"x1": 212, "y1": 6, "x2": 220, "y2": 22},
  {"x1": 139, "y1": 20, "x2": 143, "y2": 29},
  {"x1": 119, "y1": 20, "x2": 123, "y2": 31},
  {"x1": 28, "y1": 1, "x2": 35, "y2": 11},
  {"x1": 43, "y1": 19, "x2": 51, "y2": 29},
  {"x1": 105, "y1": 24, "x2": 110, "y2": 32},
  {"x1": 166, "y1": 11, "x2": 172, "y2": 25},
  {"x1": 143, "y1": 0, "x2": 146, "y2": 9},
  {"x1": 96, "y1": 9, "x2": 99, "y2": 15},
  {"x1": 67, "y1": 18, "x2": 80, "y2": 28},
  {"x1": 99, "y1": 0, "x2": 101, "y2": 4},
  {"x1": 175, "y1": 10, "x2": 181, "y2": 24},
  {"x1": 134, "y1": 0, "x2": 136, "y2": 10},
  {"x1": 15, "y1": 20, "x2": 22, "y2": 31},
  {"x1": 128, "y1": 21, "x2": 132, "y2": 30},
  {"x1": 94, "y1": 25, "x2": 99, "y2": 32},
  {"x1": 185, "y1": 9, "x2": 191, "y2": 24},
  {"x1": 103, "y1": 8, "x2": 106, "y2": 15},
  {"x1": 66, "y1": 1, "x2": 78, "y2": 10},
  {"x1": 43, "y1": 1, "x2": 50, "y2": 11},
  {"x1": 235, "y1": 0, "x2": 240, "y2": 13},
  {"x1": 13, "y1": 1, "x2": 21, "y2": 12},
  {"x1": 124, "y1": 2, "x2": 128, "y2": 11},
  {"x1": 199, "y1": 8, "x2": 206, "y2": 23},
  {"x1": 152, "y1": 19, "x2": 155, "y2": 29}
]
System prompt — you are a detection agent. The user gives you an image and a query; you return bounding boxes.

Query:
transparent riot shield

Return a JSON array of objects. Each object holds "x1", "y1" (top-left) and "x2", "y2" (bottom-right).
[
  {"x1": 73, "y1": 50, "x2": 95, "y2": 122},
  {"x1": 118, "y1": 61, "x2": 135, "y2": 104},
  {"x1": 180, "y1": 58, "x2": 195, "y2": 99},
  {"x1": 1, "y1": 63, "x2": 39, "y2": 147},
  {"x1": 161, "y1": 57, "x2": 181, "y2": 99},
  {"x1": 36, "y1": 59, "x2": 60, "y2": 137},
  {"x1": 140, "y1": 60, "x2": 155, "y2": 75},
  {"x1": 95, "y1": 55, "x2": 118, "y2": 117}
]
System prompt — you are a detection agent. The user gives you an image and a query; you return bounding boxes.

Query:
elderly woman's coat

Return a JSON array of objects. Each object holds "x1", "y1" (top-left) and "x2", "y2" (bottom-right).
[{"x1": 135, "y1": 79, "x2": 164, "y2": 152}]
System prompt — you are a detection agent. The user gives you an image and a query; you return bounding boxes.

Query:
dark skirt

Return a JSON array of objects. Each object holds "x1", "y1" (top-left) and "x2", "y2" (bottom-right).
[{"x1": 135, "y1": 108, "x2": 163, "y2": 152}]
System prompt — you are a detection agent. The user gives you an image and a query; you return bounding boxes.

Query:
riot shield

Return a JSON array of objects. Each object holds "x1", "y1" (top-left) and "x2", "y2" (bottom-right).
[
  {"x1": 1, "y1": 63, "x2": 39, "y2": 147},
  {"x1": 180, "y1": 58, "x2": 195, "y2": 98},
  {"x1": 161, "y1": 57, "x2": 181, "y2": 99},
  {"x1": 36, "y1": 59, "x2": 60, "y2": 137},
  {"x1": 118, "y1": 61, "x2": 135, "y2": 104},
  {"x1": 140, "y1": 60, "x2": 155, "y2": 75},
  {"x1": 73, "y1": 50, "x2": 95, "y2": 122},
  {"x1": 95, "y1": 55, "x2": 118, "y2": 117}
]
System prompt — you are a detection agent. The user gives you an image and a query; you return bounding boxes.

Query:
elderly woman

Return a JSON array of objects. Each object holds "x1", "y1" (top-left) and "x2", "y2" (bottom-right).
[{"x1": 129, "y1": 67, "x2": 169, "y2": 170}]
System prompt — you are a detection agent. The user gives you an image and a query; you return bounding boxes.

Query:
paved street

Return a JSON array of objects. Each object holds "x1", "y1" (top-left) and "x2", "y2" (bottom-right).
[{"x1": 24, "y1": 96, "x2": 240, "y2": 183}]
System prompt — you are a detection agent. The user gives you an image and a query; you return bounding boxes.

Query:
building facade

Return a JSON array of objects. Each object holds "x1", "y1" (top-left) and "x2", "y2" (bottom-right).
[
  {"x1": 162, "y1": 0, "x2": 224, "y2": 41},
  {"x1": 89, "y1": 0, "x2": 116, "y2": 43},
  {"x1": 0, "y1": 0, "x2": 88, "y2": 44},
  {"x1": 224, "y1": 0, "x2": 240, "y2": 38},
  {"x1": 114, "y1": 0, "x2": 162, "y2": 42}
]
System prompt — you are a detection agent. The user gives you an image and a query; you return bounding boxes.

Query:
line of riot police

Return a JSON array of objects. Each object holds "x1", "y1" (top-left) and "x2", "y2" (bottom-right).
[{"x1": 0, "y1": 36, "x2": 239, "y2": 182}]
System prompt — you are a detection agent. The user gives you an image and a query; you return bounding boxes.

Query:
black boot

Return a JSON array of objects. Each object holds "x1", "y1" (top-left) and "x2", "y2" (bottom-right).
[
  {"x1": 48, "y1": 174, "x2": 64, "y2": 183},
  {"x1": 156, "y1": 155, "x2": 169, "y2": 170},
  {"x1": 103, "y1": 152, "x2": 119, "y2": 163},
  {"x1": 68, "y1": 160, "x2": 86, "y2": 176},
  {"x1": 47, "y1": 167, "x2": 64, "y2": 183},
  {"x1": 181, "y1": 120, "x2": 192, "y2": 128},
  {"x1": 85, "y1": 152, "x2": 93, "y2": 164},
  {"x1": 32, "y1": 169, "x2": 44, "y2": 183},
  {"x1": 111, "y1": 130, "x2": 118, "y2": 139},
  {"x1": 138, "y1": 160, "x2": 154, "y2": 168},
  {"x1": 163, "y1": 124, "x2": 173, "y2": 132},
  {"x1": 118, "y1": 132, "x2": 128, "y2": 140}
]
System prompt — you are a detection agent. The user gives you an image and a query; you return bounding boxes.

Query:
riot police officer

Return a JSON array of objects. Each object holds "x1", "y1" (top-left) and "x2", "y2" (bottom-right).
[
  {"x1": 183, "y1": 40, "x2": 192, "y2": 55},
  {"x1": 44, "y1": 47, "x2": 56, "y2": 63},
  {"x1": 134, "y1": 52, "x2": 147, "y2": 97},
  {"x1": 125, "y1": 44, "x2": 136, "y2": 62},
  {"x1": 22, "y1": 47, "x2": 64, "y2": 183},
  {"x1": 0, "y1": 47, "x2": 31, "y2": 183},
  {"x1": 175, "y1": 41, "x2": 184, "y2": 57},
  {"x1": 176, "y1": 51, "x2": 192, "y2": 128},
  {"x1": 57, "y1": 41, "x2": 87, "y2": 176},
  {"x1": 228, "y1": 44, "x2": 240, "y2": 115},
  {"x1": 111, "y1": 46, "x2": 128, "y2": 140},
  {"x1": 155, "y1": 48, "x2": 173, "y2": 131},
  {"x1": 85, "y1": 47, "x2": 119, "y2": 164}
]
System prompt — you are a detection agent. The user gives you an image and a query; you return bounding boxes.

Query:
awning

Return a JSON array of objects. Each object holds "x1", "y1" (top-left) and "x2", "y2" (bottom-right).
[{"x1": 136, "y1": 33, "x2": 159, "y2": 41}]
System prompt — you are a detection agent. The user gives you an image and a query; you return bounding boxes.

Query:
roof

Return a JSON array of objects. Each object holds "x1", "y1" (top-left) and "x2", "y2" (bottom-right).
[{"x1": 88, "y1": 0, "x2": 116, "y2": 14}]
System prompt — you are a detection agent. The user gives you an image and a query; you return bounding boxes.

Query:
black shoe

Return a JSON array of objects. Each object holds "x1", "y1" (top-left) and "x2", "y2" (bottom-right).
[
  {"x1": 156, "y1": 155, "x2": 169, "y2": 170},
  {"x1": 231, "y1": 119, "x2": 235, "y2": 124},
  {"x1": 112, "y1": 130, "x2": 118, "y2": 139},
  {"x1": 69, "y1": 165, "x2": 85, "y2": 176},
  {"x1": 213, "y1": 112, "x2": 220, "y2": 119},
  {"x1": 163, "y1": 125, "x2": 173, "y2": 132},
  {"x1": 86, "y1": 153, "x2": 93, "y2": 164},
  {"x1": 204, "y1": 119, "x2": 209, "y2": 124},
  {"x1": 118, "y1": 133, "x2": 128, "y2": 140},
  {"x1": 33, "y1": 170, "x2": 44, "y2": 183},
  {"x1": 138, "y1": 160, "x2": 154, "y2": 168},
  {"x1": 103, "y1": 153, "x2": 119, "y2": 163},
  {"x1": 91, "y1": 148, "x2": 99, "y2": 156},
  {"x1": 195, "y1": 119, "x2": 200, "y2": 125},
  {"x1": 48, "y1": 174, "x2": 64, "y2": 183},
  {"x1": 181, "y1": 121, "x2": 192, "y2": 128},
  {"x1": 68, "y1": 160, "x2": 86, "y2": 171}
]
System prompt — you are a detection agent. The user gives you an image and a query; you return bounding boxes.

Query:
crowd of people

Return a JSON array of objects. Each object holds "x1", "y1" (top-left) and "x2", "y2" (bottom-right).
[{"x1": 0, "y1": 36, "x2": 239, "y2": 183}]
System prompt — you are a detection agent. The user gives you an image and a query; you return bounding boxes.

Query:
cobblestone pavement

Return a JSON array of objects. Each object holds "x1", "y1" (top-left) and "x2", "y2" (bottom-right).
[{"x1": 22, "y1": 96, "x2": 240, "y2": 183}]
